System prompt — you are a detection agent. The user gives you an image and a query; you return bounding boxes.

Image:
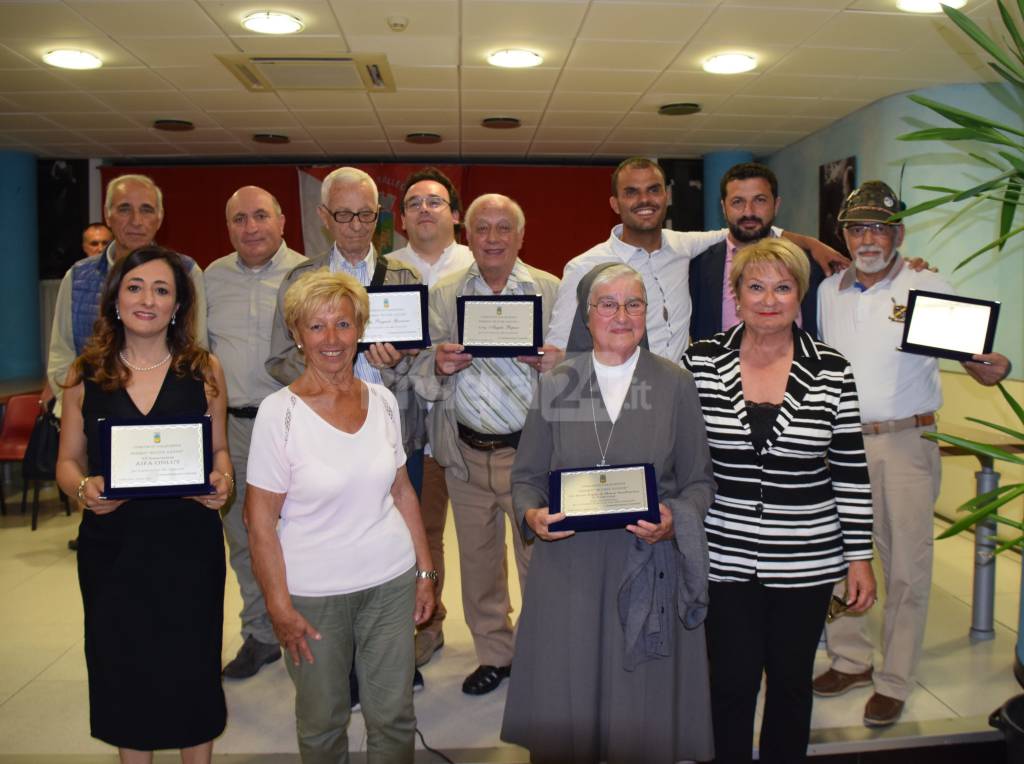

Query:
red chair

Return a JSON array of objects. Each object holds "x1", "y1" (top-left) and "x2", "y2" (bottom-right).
[{"x1": 0, "y1": 394, "x2": 70, "y2": 528}]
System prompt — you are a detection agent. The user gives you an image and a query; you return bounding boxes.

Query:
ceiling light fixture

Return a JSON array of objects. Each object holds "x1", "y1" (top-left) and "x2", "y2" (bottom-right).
[
  {"x1": 42, "y1": 49, "x2": 102, "y2": 70},
  {"x1": 702, "y1": 53, "x2": 757, "y2": 75},
  {"x1": 487, "y1": 49, "x2": 542, "y2": 68},
  {"x1": 896, "y1": 0, "x2": 966, "y2": 12},
  {"x1": 153, "y1": 119, "x2": 195, "y2": 132},
  {"x1": 253, "y1": 133, "x2": 290, "y2": 144},
  {"x1": 481, "y1": 117, "x2": 521, "y2": 129},
  {"x1": 241, "y1": 11, "x2": 304, "y2": 35},
  {"x1": 658, "y1": 102, "x2": 701, "y2": 116},
  {"x1": 405, "y1": 132, "x2": 442, "y2": 144}
]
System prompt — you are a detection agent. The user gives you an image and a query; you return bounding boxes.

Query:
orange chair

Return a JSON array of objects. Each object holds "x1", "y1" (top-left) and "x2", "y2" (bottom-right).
[{"x1": 0, "y1": 393, "x2": 70, "y2": 528}]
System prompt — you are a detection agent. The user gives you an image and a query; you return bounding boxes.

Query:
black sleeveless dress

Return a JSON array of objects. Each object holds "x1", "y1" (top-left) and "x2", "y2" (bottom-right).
[{"x1": 77, "y1": 370, "x2": 227, "y2": 750}]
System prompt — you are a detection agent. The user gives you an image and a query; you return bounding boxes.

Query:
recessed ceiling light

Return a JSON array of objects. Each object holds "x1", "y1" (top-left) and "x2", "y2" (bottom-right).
[
  {"x1": 658, "y1": 102, "x2": 701, "y2": 116},
  {"x1": 42, "y1": 49, "x2": 102, "y2": 70},
  {"x1": 405, "y1": 132, "x2": 442, "y2": 144},
  {"x1": 702, "y1": 53, "x2": 757, "y2": 75},
  {"x1": 896, "y1": 0, "x2": 966, "y2": 12},
  {"x1": 241, "y1": 11, "x2": 304, "y2": 35},
  {"x1": 153, "y1": 119, "x2": 194, "y2": 132},
  {"x1": 481, "y1": 117, "x2": 521, "y2": 129},
  {"x1": 253, "y1": 133, "x2": 290, "y2": 144},
  {"x1": 487, "y1": 49, "x2": 543, "y2": 68}
]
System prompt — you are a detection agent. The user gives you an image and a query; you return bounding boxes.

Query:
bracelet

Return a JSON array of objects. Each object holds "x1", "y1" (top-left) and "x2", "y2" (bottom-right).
[
  {"x1": 222, "y1": 472, "x2": 235, "y2": 492},
  {"x1": 415, "y1": 569, "x2": 438, "y2": 582},
  {"x1": 76, "y1": 475, "x2": 91, "y2": 505}
]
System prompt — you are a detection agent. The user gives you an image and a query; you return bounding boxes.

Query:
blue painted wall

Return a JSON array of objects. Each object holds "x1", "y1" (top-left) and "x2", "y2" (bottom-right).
[
  {"x1": 0, "y1": 151, "x2": 40, "y2": 381},
  {"x1": 766, "y1": 83, "x2": 1024, "y2": 376}
]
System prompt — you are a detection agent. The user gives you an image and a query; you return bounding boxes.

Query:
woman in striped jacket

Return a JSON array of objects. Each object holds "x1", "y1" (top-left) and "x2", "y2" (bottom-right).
[{"x1": 682, "y1": 238, "x2": 875, "y2": 764}]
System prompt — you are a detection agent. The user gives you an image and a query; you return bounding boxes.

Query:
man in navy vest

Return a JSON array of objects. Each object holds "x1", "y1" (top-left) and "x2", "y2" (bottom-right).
[{"x1": 46, "y1": 174, "x2": 207, "y2": 412}]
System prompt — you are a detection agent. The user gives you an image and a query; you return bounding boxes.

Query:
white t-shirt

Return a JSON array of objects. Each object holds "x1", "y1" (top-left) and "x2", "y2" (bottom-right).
[{"x1": 247, "y1": 383, "x2": 414, "y2": 596}]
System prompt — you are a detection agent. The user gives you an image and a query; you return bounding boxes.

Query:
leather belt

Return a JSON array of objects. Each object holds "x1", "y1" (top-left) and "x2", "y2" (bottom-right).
[
  {"x1": 862, "y1": 413, "x2": 935, "y2": 436},
  {"x1": 228, "y1": 406, "x2": 260, "y2": 419},
  {"x1": 458, "y1": 423, "x2": 521, "y2": 451}
]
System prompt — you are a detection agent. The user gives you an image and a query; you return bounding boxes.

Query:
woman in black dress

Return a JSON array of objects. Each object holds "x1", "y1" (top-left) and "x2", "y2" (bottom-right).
[{"x1": 57, "y1": 246, "x2": 232, "y2": 764}]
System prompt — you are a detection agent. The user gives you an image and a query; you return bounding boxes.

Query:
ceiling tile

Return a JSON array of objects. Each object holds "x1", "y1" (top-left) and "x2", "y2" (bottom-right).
[
  {"x1": 541, "y1": 110, "x2": 624, "y2": 128},
  {"x1": 370, "y1": 90, "x2": 458, "y2": 109},
  {"x1": 153, "y1": 65, "x2": 247, "y2": 91},
  {"x1": 0, "y1": 114, "x2": 63, "y2": 130},
  {"x1": 695, "y1": 6, "x2": 836, "y2": 48},
  {"x1": 461, "y1": 125, "x2": 535, "y2": 140},
  {"x1": 0, "y1": 3, "x2": 103, "y2": 38},
  {"x1": 0, "y1": 68, "x2": 74, "y2": 92},
  {"x1": 716, "y1": 95, "x2": 819, "y2": 117},
  {"x1": 167, "y1": 142, "x2": 254, "y2": 154},
  {"x1": 187, "y1": 91, "x2": 285, "y2": 110},
  {"x1": 230, "y1": 35, "x2": 348, "y2": 55},
  {"x1": 94, "y1": 91, "x2": 198, "y2": 112},
  {"x1": 317, "y1": 140, "x2": 393, "y2": 156},
  {"x1": 461, "y1": 66, "x2": 560, "y2": 91},
  {"x1": 558, "y1": 69, "x2": 658, "y2": 93},
  {"x1": 391, "y1": 65, "x2": 458, "y2": 90},
  {"x1": 118, "y1": 36, "x2": 237, "y2": 68},
  {"x1": 330, "y1": 1, "x2": 458, "y2": 36},
  {"x1": 580, "y1": 3, "x2": 713, "y2": 42},
  {"x1": 59, "y1": 68, "x2": 176, "y2": 91},
  {"x1": 461, "y1": 90, "x2": 550, "y2": 110},
  {"x1": 277, "y1": 90, "x2": 371, "y2": 110},
  {"x1": 377, "y1": 108, "x2": 458, "y2": 125},
  {"x1": 76, "y1": 127, "x2": 165, "y2": 144},
  {"x1": 460, "y1": 142, "x2": 529, "y2": 158},
  {"x1": 532, "y1": 126, "x2": 611, "y2": 141},
  {"x1": 304, "y1": 125, "x2": 388, "y2": 140},
  {"x1": 0, "y1": 44, "x2": 34, "y2": 68},
  {"x1": 201, "y1": 0, "x2": 341, "y2": 36},
  {"x1": 568, "y1": 40, "x2": 681, "y2": 71},
  {"x1": 3, "y1": 91, "x2": 109, "y2": 112},
  {"x1": 2, "y1": 37, "x2": 142, "y2": 68},
  {"x1": 549, "y1": 91, "x2": 635, "y2": 110},
  {"x1": 48, "y1": 112, "x2": 143, "y2": 129},
  {"x1": 68, "y1": 1, "x2": 223, "y2": 37},
  {"x1": 805, "y1": 10, "x2": 959, "y2": 52},
  {"x1": 651, "y1": 71, "x2": 757, "y2": 96},
  {"x1": 462, "y1": 1, "x2": 587, "y2": 38},
  {"x1": 608, "y1": 127, "x2": 690, "y2": 142},
  {"x1": 209, "y1": 110, "x2": 302, "y2": 128},
  {"x1": 293, "y1": 110, "x2": 379, "y2": 127}
]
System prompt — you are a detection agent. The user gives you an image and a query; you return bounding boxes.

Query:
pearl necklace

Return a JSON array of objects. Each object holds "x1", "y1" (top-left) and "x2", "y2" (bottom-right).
[{"x1": 118, "y1": 350, "x2": 171, "y2": 372}]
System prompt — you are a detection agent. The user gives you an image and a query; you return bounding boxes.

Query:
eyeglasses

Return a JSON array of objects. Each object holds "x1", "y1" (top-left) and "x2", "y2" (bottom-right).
[
  {"x1": 321, "y1": 205, "x2": 379, "y2": 225},
  {"x1": 826, "y1": 595, "x2": 849, "y2": 623},
  {"x1": 590, "y1": 298, "x2": 647, "y2": 317},
  {"x1": 844, "y1": 223, "x2": 896, "y2": 238},
  {"x1": 87, "y1": 239, "x2": 111, "y2": 247},
  {"x1": 404, "y1": 195, "x2": 450, "y2": 212}
]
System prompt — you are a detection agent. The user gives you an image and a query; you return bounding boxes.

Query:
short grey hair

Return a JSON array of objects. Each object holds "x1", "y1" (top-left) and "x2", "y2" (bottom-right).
[
  {"x1": 464, "y1": 193, "x2": 525, "y2": 233},
  {"x1": 105, "y1": 174, "x2": 163, "y2": 215},
  {"x1": 587, "y1": 263, "x2": 647, "y2": 306},
  {"x1": 321, "y1": 167, "x2": 379, "y2": 206}
]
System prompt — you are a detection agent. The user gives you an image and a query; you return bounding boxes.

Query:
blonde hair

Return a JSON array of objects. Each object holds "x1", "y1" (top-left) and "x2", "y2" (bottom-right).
[
  {"x1": 730, "y1": 238, "x2": 810, "y2": 302},
  {"x1": 283, "y1": 270, "x2": 370, "y2": 341}
]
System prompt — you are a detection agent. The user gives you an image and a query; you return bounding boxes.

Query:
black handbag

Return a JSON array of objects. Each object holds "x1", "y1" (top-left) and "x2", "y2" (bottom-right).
[{"x1": 22, "y1": 398, "x2": 60, "y2": 480}]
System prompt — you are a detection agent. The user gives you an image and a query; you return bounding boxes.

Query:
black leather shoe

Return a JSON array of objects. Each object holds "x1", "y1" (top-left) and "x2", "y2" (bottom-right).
[
  {"x1": 462, "y1": 664, "x2": 511, "y2": 695},
  {"x1": 222, "y1": 636, "x2": 281, "y2": 679}
]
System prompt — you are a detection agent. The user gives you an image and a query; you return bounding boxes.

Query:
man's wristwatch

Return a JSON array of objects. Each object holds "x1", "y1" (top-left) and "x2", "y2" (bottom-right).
[{"x1": 415, "y1": 569, "x2": 438, "y2": 582}]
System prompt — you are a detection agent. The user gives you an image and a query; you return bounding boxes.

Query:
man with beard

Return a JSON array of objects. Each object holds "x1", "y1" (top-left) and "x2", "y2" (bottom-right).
[
  {"x1": 813, "y1": 180, "x2": 1010, "y2": 727},
  {"x1": 546, "y1": 157, "x2": 843, "y2": 361},
  {"x1": 688, "y1": 162, "x2": 825, "y2": 342}
]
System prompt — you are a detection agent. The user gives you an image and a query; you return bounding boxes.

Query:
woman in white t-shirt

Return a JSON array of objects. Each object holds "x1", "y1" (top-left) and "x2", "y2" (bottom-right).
[{"x1": 245, "y1": 270, "x2": 434, "y2": 763}]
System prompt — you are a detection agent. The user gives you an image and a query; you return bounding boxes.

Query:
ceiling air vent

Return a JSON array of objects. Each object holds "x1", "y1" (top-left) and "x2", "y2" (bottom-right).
[{"x1": 217, "y1": 54, "x2": 395, "y2": 92}]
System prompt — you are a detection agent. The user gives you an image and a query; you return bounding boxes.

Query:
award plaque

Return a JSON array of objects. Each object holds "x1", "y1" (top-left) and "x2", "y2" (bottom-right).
[
  {"x1": 457, "y1": 294, "x2": 543, "y2": 357},
  {"x1": 899, "y1": 289, "x2": 1000, "y2": 362},
  {"x1": 359, "y1": 284, "x2": 430, "y2": 351},
  {"x1": 98, "y1": 415, "x2": 213, "y2": 499},
  {"x1": 548, "y1": 463, "x2": 659, "y2": 532}
]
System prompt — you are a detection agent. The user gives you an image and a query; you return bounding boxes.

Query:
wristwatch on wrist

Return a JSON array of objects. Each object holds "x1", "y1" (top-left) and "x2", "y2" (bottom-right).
[{"x1": 415, "y1": 569, "x2": 438, "y2": 582}]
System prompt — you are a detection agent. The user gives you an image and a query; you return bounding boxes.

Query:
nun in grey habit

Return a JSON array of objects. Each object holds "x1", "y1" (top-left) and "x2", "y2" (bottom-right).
[{"x1": 500, "y1": 262, "x2": 717, "y2": 763}]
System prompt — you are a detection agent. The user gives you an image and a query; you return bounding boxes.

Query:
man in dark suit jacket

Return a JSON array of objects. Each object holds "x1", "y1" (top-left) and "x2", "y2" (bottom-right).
[{"x1": 689, "y1": 162, "x2": 825, "y2": 343}]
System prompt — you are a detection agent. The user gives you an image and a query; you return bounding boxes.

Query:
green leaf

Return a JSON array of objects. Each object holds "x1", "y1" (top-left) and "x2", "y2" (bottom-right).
[
  {"x1": 993, "y1": 534, "x2": 1024, "y2": 556},
  {"x1": 973, "y1": 152, "x2": 1010, "y2": 170},
  {"x1": 944, "y1": 5, "x2": 1024, "y2": 82},
  {"x1": 988, "y1": 61, "x2": 1024, "y2": 90},
  {"x1": 1003, "y1": 0, "x2": 1024, "y2": 59},
  {"x1": 889, "y1": 192, "x2": 961, "y2": 220},
  {"x1": 916, "y1": 184, "x2": 962, "y2": 193},
  {"x1": 999, "y1": 382, "x2": 1024, "y2": 428},
  {"x1": 928, "y1": 196, "x2": 991, "y2": 241},
  {"x1": 953, "y1": 483, "x2": 1023, "y2": 511},
  {"x1": 965, "y1": 415, "x2": 1024, "y2": 441},
  {"x1": 936, "y1": 484, "x2": 1024, "y2": 538},
  {"x1": 997, "y1": 150, "x2": 1024, "y2": 172},
  {"x1": 921, "y1": 431, "x2": 1024, "y2": 463},
  {"x1": 952, "y1": 223, "x2": 1024, "y2": 270},
  {"x1": 1000, "y1": 178, "x2": 1022, "y2": 244},
  {"x1": 993, "y1": 514, "x2": 1024, "y2": 532},
  {"x1": 908, "y1": 94, "x2": 1024, "y2": 138},
  {"x1": 898, "y1": 127, "x2": 1009, "y2": 144}
]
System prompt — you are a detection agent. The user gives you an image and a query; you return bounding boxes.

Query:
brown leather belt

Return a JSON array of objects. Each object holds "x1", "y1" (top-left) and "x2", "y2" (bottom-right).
[
  {"x1": 458, "y1": 423, "x2": 521, "y2": 451},
  {"x1": 862, "y1": 413, "x2": 936, "y2": 436}
]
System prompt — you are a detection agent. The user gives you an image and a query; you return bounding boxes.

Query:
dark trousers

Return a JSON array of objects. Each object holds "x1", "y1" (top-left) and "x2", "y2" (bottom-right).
[{"x1": 707, "y1": 579, "x2": 833, "y2": 764}]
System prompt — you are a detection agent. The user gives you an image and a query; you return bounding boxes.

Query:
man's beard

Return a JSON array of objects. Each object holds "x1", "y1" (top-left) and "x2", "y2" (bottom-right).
[
  {"x1": 728, "y1": 216, "x2": 773, "y2": 243},
  {"x1": 853, "y1": 244, "x2": 896, "y2": 274}
]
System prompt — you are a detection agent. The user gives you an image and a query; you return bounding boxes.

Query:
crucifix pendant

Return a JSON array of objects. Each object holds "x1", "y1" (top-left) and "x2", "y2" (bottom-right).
[{"x1": 597, "y1": 459, "x2": 608, "y2": 467}]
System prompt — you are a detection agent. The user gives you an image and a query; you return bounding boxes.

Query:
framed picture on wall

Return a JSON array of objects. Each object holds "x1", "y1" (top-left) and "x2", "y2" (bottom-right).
[{"x1": 819, "y1": 156, "x2": 856, "y2": 258}]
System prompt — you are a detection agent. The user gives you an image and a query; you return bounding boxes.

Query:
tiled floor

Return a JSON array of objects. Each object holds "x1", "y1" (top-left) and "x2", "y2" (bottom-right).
[{"x1": 0, "y1": 486, "x2": 1020, "y2": 762}]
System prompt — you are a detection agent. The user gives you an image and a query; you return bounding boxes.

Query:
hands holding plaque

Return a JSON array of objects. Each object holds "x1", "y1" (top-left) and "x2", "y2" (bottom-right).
[{"x1": 533, "y1": 463, "x2": 662, "y2": 534}]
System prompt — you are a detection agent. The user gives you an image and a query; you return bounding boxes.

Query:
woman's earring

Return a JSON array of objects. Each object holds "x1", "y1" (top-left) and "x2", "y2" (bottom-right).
[
  {"x1": 296, "y1": 343, "x2": 303, "y2": 350},
  {"x1": 171, "y1": 311, "x2": 176, "y2": 326},
  {"x1": 115, "y1": 306, "x2": 121, "y2": 321}
]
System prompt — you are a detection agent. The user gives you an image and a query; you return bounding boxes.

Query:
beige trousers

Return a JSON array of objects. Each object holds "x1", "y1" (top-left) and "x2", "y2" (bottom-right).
[
  {"x1": 825, "y1": 425, "x2": 941, "y2": 700},
  {"x1": 445, "y1": 440, "x2": 532, "y2": 667}
]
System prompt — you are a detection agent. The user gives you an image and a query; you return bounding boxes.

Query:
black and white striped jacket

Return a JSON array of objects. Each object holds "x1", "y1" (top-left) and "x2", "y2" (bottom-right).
[{"x1": 682, "y1": 324, "x2": 873, "y2": 588}]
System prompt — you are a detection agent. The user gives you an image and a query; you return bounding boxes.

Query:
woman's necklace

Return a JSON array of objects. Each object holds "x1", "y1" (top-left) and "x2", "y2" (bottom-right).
[
  {"x1": 118, "y1": 350, "x2": 171, "y2": 372},
  {"x1": 588, "y1": 357, "x2": 617, "y2": 468}
]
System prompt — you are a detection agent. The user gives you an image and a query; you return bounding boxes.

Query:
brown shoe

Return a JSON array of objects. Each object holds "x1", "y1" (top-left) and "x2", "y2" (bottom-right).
[
  {"x1": 864, "y1": 692, "x2": 904, "y2": 727},
  {"x1": 414, "y1": 629, "x2": 444, "y2": 667},
  {"x1": 812, "y1": 667, "x2": 873, "y2": 697}
]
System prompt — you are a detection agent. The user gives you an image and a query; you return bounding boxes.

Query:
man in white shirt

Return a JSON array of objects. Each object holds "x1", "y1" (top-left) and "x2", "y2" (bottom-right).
[
  {"x1": 387, "y1": 168, "x2": 474, "y2": 668},
  {"x1": 813, "y1": 180, "x2": 1010, "y2": 727},
  {"x1": 207, "y1": 186, "x2": 307, "y2": 679},
  {"x1": 546, "y1": 157, "x2": 843, "y2": 361}
]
